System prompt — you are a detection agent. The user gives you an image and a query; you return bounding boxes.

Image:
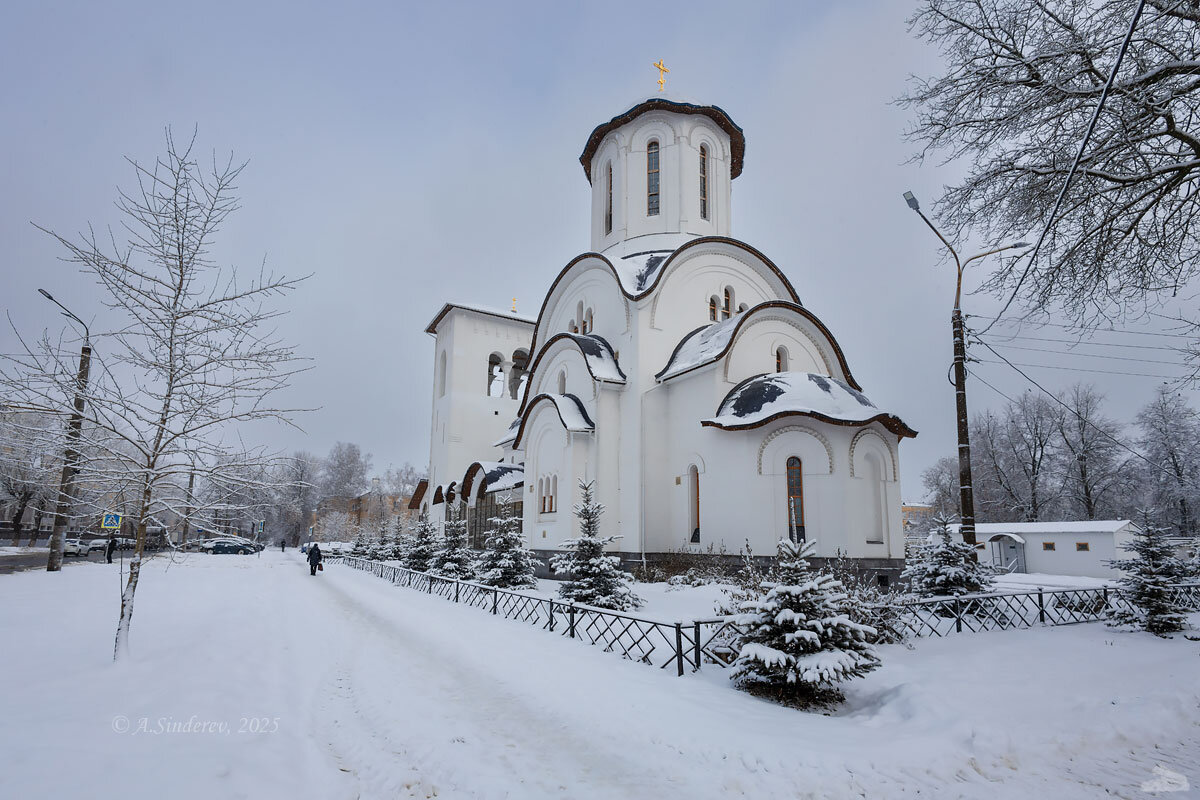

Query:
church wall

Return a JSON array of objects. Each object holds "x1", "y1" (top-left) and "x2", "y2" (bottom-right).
[
  {"x1": 540, "y1": 266, "x2": 628, "y2": 347},
  {"x1": 722, "y1": 317, "x2": 830, "y2": 385}
]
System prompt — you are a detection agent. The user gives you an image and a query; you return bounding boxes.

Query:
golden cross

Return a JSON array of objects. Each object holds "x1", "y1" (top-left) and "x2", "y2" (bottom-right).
[
  {"x1": 652, "y1": 59, "x2": 669, "y2": 92},
  {"x1": 511, "y1": 297, "x2": 517, "y2": 313}
]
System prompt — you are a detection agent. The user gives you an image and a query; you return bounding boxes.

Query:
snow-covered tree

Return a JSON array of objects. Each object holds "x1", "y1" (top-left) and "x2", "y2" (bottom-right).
[
  {"x1": 403, "y1": 512, "x2": 438, "y2": 573},
  {"x1": 474, "y1": 493, "x2": 537, "y2": 588},
  {"x1": 1107, "y1": 514, "x2": 1189, "y2": 635},
  {"x1": 349, "y1": 523, "x2": 369, "y2": 557},
  {"x1": 431, "y1": 505, "x2": 473, "y2": 579},
  {"x1": 319, "y1": 442, "x2": 372, "y2": 500},
  {"x1": 364, "y1": 520, "x2": 389, "y2": 561},
  {"x1": 0, "y1": 411, "x2": 60, "y2": 546},
  {"x1": 901, "y1": 516, "x2": 994, "y2": 598},
  {"x1": 317, "y1": 511, "x2": 354, "y2": 545},
  {"x1": 1136, "y1": 387, "x2": 1200, "y2": 536},
  {"x1": 272, "y1": 450, "x2": 320, "y2": 547},
  {"x1": 383, "y1": 515, "x2": 408, "y2": 561},
  {"x1": 1, "y1": 130, "x2": 306, "y2": 659},
  {"x1": 825, "y1": 550, "x2": 907, "y2": 645},
  {"x1": 552, "y1": 480, "x2": 641, "y2": 611},
  {"x1": 731, "y1": 538, "x2": 880, "y2": 706}
]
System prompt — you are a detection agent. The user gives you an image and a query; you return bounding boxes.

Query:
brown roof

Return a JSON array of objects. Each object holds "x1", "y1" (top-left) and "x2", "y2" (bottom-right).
[{"x1": 579, "y1": 99, "x2": 745, "y2": 182}]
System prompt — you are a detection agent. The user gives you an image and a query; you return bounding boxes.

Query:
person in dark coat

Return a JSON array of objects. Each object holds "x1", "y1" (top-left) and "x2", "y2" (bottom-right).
[
  {"x1": 307, "y1": 542, "x2": 322, "y2": 575},
  {"x1": 105, "y1": 535, "x2": 116, "y2": 564},
  {"x1": 280, "y1": 539, "x2": 286, "y2": 552}
]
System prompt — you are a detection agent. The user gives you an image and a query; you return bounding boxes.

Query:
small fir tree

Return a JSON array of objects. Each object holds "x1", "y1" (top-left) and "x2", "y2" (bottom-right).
[
  {"x1": 900, "y1": 515, "x2": 993, "y2": 598},
  {"x1": 552, "y1": 479, "x2": 642, "y2": 611},
  {"x1": 349, "y1": 524, "x2": 369, "y2": 557},
  {"x1": 389, "y1": 516, "x2": 413, "y2": 562},
  {"x1": 825, "y1": 550, "x2": 907, "y2": 645},
  {"x1": 403, "y1": 512, "x2": 439, "y2": 573},
  {"x1": 475, "y1": 494, "x2": 538, "y2": 588},
  {"x1": 732, "y1": 538, "x2": 880, "y2": 707},
  {"x1": 431, "y1": 506, "x2": 474, "y2": 579},
  {"x1": 1107, "y1": 514, "x2": 1189, "y2": 635},
  {"x1": 365, "y1": 521, "x2": 388, "y2": 561}
]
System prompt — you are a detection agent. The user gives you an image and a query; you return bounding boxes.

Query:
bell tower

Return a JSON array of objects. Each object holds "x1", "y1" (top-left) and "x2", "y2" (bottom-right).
[{"x1": 579, "y1": 98, "x2": 745, "y2": 258}]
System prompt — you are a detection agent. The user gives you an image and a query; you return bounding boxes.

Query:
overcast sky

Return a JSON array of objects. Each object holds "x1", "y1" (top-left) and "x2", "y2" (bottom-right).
[{"x1": 4, "y1": 0, "x2": 1196, "y2": 497}]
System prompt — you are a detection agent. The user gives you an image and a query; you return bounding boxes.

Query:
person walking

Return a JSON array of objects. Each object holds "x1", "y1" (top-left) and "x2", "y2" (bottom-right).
[
  {"x1": 307, "y1": 542, "x2": 322, "y2": 576},
  {"x1": 280, "y1": 539, "x2": 286, "y2": 552},
  {"x1": 105, "y1": 535, "x2": 116, "y2": 564}
]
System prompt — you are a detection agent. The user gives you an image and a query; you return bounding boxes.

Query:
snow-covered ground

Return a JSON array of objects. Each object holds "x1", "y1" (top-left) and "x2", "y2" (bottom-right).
[
  {"x1": 2, "y1": 552, "x2": 1198, "y2": 799},
  {"x1": 992, "y1": 572, "x2": 1116, "y2": 591},
  {"x1": 0, "y1": 545, "x2": 49, "y2": 556}
]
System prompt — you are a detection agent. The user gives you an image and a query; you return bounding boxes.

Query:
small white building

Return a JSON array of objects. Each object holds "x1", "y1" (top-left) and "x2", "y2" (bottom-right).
[
  {"x1": 411, "y1": 97, "x2": 916, "y2": 580},
  {"x1": 958, "y1": 521, "x2": 1141, "y2": 579}
]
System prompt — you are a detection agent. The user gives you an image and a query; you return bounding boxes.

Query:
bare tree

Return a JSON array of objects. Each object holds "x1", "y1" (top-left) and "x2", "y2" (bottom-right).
[
  {"x1": 0, "y1": 411, "x2": 60, "y2": 545},
  {"x1": 971, "y1": 394, "x2": 1064, "y2": 521},
  {"x1": 1136, "y1": 385, "x2": 1200, "y2": 534},
  {"x1": 902, "y1": 1, "x2": 1200, "y2": 322},
  {"x1": 1, "y1": 130, "x2": 306, "y2": 659},
  {"x1": 920, "y1": 456, "x2": 960, "y2": 518},
  {"x1": 274, "y1": 450, "x2": 321, "y2": 546},
  {"x1": 320, "y1": 442, "x2": 371, "y2": 500},
  {"x1": 382, "y1": 462, "x2": 424, "y2": 498},
  {"x1": 1056, "y1": 384, "x2": 1128, "y2": 519}
]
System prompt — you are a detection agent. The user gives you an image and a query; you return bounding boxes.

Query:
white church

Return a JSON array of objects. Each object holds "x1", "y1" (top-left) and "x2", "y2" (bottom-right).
[{"x1": 409, "y1": 97, "x2": 916, "y2": 581}]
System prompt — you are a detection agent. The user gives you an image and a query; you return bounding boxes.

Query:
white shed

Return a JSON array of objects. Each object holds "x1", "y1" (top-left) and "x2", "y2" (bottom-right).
[{"x1": 952, "y1": 521, "x2": 1140, "y2": 579}]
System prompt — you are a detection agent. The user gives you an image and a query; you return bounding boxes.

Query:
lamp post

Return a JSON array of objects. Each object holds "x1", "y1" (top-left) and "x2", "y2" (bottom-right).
[
  {"x1": 39, "y1": 289, "x2": 91, "y2": 573},
  {"x1": 902, "y1": 192, "x2": 1028, "y2": 546}
]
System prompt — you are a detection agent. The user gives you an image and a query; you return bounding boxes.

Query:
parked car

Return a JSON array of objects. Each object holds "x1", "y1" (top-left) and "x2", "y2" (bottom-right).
[
  {"x1": 62, "y1": 538, "x2": 88, "y2": 557},
  {"x1": 86, "y1": 539, "x2": 109, "y2": 554},
  {"x1": 211, "y1": 541, "x2": 254, "y2": 555}
]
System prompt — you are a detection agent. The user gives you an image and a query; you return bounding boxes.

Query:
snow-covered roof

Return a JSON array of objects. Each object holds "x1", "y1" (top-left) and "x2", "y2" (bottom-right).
[
  {"x1": 492, "y1": 418, "x2": 522, "y2": 448},
  {"x1": 615, "y1": 250, "x2": 674, "y2": 294},
  {"x1": 425, "y1": 302, "x2": 537, "y2": 335},
  {"x1": 702, "y1": 372, "x2": 917, "y2": 437},
  {"x1": 656, "y1": 317, "x2": 739, "y2": 380},
  {"x1": 562, "y1": 333, "x2": 626, "y2": 382},
  {"x1": 579, "y1": 97, "x2": 745, "y2": 181},
  {"x1": 512, "y1": 393, "x2": 595, "y2": 449},
  {"x1": 951, "y1": 521, "x2": 1135, "y2": 536},
  {"x1": 461, "y1": 461, "x2": 525, "y2": 499}
]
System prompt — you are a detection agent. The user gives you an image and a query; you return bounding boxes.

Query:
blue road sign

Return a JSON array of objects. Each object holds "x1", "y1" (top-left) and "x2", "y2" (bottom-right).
[{"x1": 101, "y1": 513, "x2": 122, "y2": 530}]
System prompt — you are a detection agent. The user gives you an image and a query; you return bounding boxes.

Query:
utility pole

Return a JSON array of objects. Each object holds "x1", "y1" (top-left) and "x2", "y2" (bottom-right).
[
  {"x1": 40, "y1": 289, "x2": 91, "y2": 572},
  {"x1": 902, "y1": 193, "x2": 1028, "y2": 547},
  {"x1": 181, "y1": 466, "x2": 195, "y2": 548}
]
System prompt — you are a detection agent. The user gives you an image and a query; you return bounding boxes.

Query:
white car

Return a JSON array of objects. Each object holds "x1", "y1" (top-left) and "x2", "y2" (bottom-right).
[
  {"x1": 62, "y1": 538, "x2": 88, "y2": 557},
  {"x1": 86, "y1": 539, "x2": 109, "y2": 554}
]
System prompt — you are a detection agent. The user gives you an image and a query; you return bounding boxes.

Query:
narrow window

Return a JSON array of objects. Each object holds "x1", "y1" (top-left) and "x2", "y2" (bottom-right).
[
  {"x1": 509, "y1": 349, "x2": 529, "y2": 399},
  {"x1": 775, "y1": 347, "x2": 788, "y2": 373},
  {"x1": 557, "y1": 370, "x2": 566, "y2": 395},
  {"x1": 550, "y1": 475, "x2": 558, "y2": 513},
  {"x1": 688, "y1": 465, "x2": 700, "y2": 543},
  {"x1": 604, "y1": 161, "x2": 613, "y2": 235},
  {"x1": 584, "y1": 308, "x2": 593, "y2": 334},
  {"x1": 709, "y1": 296, "x2": 718, "y2": 321},
  {"x1": 699, "y1": 145, "x2": 709, "y2": 220},
  {"x1": 487, "y1": 353, "x2": 503, "y2": 396},
  {"x1": 1043, "y1": 542, "x2": 1056, "y2": 551},
  {"x1": 786, "y1": 456, "x2": 805, "y2": 542},
  {"x1": 1076, "y1": 542, "x2": 1089, "y2": 551},
  {"x1": 538, "y1": 478, "x2": 545, "y2": 513},
  {"x1": 647, "y1": 141, "x2": 660, "y2": 216},
  {"x1": 722, "y1": 287, "x2": 733, "y2": 320},
  {"x1": 437, "y1": 351, "x2": 447, "y2": 398}
]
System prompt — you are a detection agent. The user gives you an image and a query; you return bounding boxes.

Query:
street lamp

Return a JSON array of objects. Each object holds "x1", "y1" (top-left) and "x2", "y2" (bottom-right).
[
  {"x1": 38, "y1": 289, "x2": 92, "y2": 572},
  {"x1": 902, "y1": 192, "x2": 1029, "y2": 546}
]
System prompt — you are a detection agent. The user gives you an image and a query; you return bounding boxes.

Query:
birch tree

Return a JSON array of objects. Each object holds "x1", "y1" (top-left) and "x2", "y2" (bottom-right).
[{"x1": 1, "y1": 129, "x2": 305, "y2": 659}]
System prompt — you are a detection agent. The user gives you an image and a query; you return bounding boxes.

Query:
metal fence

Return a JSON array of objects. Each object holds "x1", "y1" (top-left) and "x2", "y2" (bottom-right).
[
  {"x1": 331, "y1": 556, "x2": 1200, "y2": 674},
  {"x1": 331, "y1": 555, "x2": 738, "y2": 675},
  {"x1": 876, "y1": 582, "x2": 1200, "y2": 639}
]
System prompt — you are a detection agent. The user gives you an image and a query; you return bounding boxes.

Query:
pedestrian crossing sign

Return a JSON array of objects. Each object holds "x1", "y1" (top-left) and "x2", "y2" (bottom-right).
[{"x1": 101, "y1": 513, "x2": 122, "y2": 530}]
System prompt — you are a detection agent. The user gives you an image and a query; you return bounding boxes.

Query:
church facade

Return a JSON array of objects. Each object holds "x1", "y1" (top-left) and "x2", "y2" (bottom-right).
[{"x1": 411, "y1": 98, "x2": 916, "y2": 580}]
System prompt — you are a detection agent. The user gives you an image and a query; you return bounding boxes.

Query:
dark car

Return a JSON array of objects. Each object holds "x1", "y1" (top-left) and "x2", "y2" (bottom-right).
[{"x1": 211, "y1": 541, "x2": 254, "y2": 555}]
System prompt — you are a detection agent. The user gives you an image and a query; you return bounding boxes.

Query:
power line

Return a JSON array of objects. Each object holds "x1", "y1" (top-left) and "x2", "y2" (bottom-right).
[
  {"x1": 978, "y1": 342, "x2": 1187, "y2": 367},
  {"x1": 975, "y1": 0, "x2": 1149, "y2": 337},
  {"x1": 972, "y1": 316, "x2": 1193, "y2": 339},
  {"x1": 978, "y1": 333, "x2": 1189, "y2": 353},
  {"x1": 974, "y1": 358, "x2": 1185, "y2": 381}
]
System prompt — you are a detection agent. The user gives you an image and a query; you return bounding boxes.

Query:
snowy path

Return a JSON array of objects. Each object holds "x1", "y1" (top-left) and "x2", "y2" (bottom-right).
[{"x1": 1, "y1": 552, "x2": 1198, "y2": 799}]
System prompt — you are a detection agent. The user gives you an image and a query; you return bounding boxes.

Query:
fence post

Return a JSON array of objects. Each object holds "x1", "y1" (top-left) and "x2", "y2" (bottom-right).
[
  {"x1": 694, "y1": 621, "x2": 702, "y2": 671},
  {"x1": 954, "y1": 598, "x2": 963, "y2": 634},
  {"x1": 1103, "y1": 587, "x2": 1110, "y2": 609},
  {"x1": 568, "y1": 604, "x2": 576, "y2": 638},
  {"x1": 548, "y1": 600, "x2": 555, "y2": 632},
  {"x1": 492, "y1": 587, "x2": 498, "y2": 615},
  {"x1": 455, "y1": 580, "x2": 460, "y2": 603},
  {"x1": 675, "y1": 623, "x2": 685, "y2": 677},
  {"x1": 427, "y1": 575, "x2": 433, "y2": 594},
  {"x1": 1037, "y1": 587, "x2": 1045, "y2": 624}
]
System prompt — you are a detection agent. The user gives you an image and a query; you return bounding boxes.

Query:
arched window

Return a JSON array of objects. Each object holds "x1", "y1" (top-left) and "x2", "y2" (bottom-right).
[
  {"x1": 775, "y1": 347, "x2": 788, "y2": 373},
  {"x1": 722, "y1": 287, "x2": 733, "y2": 320},
  {"x1": 687, "y1": 464, "x2": 700, "y2": 543},
  {"x1": 708, "y1": 295, "x2": 718, "y2": 321},
  {"x1": 864, "y1": 452, "x2": 886, "y2": 544},
  {"x1": 487, "y1": 353, "x2": 504, "y2": 396},
  {"x1": 538, "y1": 478, "x2": 545, "y2": 513},
  {"x1": 509, "y1": 349, "x2": 529, "y2": 399},
  {"x1": 604, "y1": 161, "x2": 613, "y2": 235},
  {"x1": 550, "y1": 475, "x2": 558, "y2": 513},
  {"x1": 647, "y1": 141, "x2": 660, "y2": 216},
  {"x1": 786, "y1": 456, "x2": 805, "y2": 542},
  {"x1": 699, "y1": 145, "x2": 709, "y2": 220},
  {"x1": 738, "y1": 303, "x2": 748, "y2": 314},
  {"x1": 557, "y1": 370, "x2": 566, "y2": 395},
  {"x1": 437, "y1": 351, "x2": 447, "y2": 398},
  {"x1": 583, "y1": 308, "x2": 593, "y2": 334}
]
